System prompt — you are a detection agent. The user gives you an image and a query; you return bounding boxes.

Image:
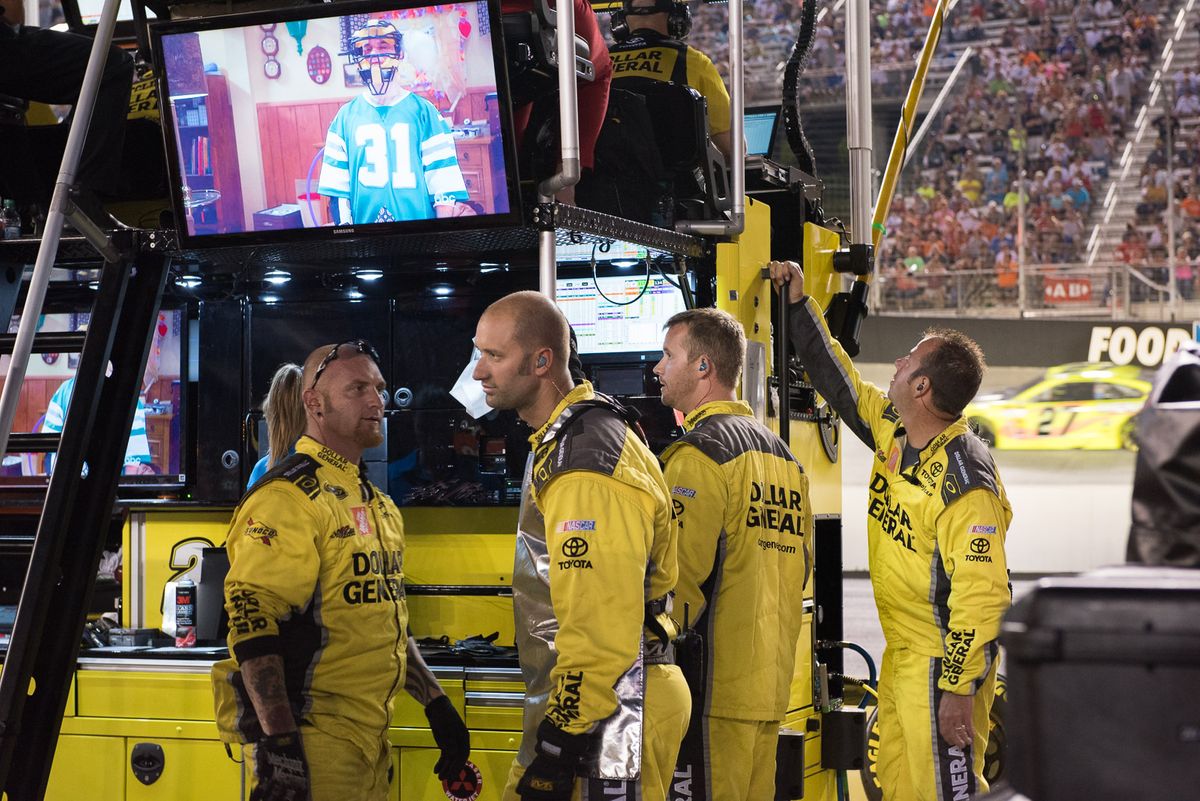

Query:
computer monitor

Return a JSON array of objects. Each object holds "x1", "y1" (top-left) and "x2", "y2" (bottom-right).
[
  {"x1": 151, "y1": 0, "x2": 521, "y2": 249},
  {"x1": 745, "y1": 105, "x2": 780, "y2": 158},
  {"x1": 556, "y1": 273, "x2": 686, "y2": 358}
]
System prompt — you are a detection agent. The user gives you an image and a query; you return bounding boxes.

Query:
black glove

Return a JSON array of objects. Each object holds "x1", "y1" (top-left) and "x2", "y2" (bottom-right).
[
  {"x1": 250, "y1": 731, "x2": 309, "y2": 801},
  {"x1": 516, "y1": 719, "x2": 590, "y2": 801},
  {"x1": 425, "y1": 694, "x2": 471, "y2": 781}
]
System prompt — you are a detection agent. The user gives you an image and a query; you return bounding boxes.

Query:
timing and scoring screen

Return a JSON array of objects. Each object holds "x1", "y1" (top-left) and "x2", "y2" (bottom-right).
[{"x1": 557, "y1": 276, "x2": 686, "y2": 356}]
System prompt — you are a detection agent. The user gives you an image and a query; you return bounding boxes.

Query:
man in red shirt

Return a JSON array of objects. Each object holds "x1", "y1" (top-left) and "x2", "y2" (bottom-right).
[{"x1": 504, "y1": 0, "x2": 612, "y2": 202}]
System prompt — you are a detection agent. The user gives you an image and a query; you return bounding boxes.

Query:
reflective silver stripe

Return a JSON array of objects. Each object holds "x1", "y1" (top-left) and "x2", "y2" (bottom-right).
[
  {"x1": 465, "y1": 692, "x2": 524, "y2": 708},
  {"x1": 929, "y1": 656, "x2": 946, "y2": 801},
  {"x1": 465, "y1": 667, "x2": 523, "y2": 682}
]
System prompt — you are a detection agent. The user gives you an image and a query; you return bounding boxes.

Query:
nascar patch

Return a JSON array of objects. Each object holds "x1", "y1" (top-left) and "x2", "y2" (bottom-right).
[
  {"x1": 558, "y1": 519, "x2": 596, "y2": 532},
  {"x1": 969, "y1": 525, "x2": 997, "y2": 535},
  {"x1": 671, "y1": 486, "x2": 697, "y2": 498}
]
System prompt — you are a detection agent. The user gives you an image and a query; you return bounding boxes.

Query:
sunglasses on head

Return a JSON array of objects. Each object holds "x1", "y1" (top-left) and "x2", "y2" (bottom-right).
[{"x1": 310, "y1": 340, "x2": 382, "y2": 389}]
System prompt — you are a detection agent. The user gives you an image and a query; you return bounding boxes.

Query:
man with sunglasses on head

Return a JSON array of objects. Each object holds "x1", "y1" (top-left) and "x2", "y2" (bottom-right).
[{"x1": 212, "y1": 341, "x2": 470, "y2": 801}]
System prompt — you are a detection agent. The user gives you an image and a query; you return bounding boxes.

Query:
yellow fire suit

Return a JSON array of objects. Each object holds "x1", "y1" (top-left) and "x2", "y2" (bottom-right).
[
  {"x1": 502, "y1": 382, "x2": 691, "y2": 801},
  {"x1": 660, "y1": 400, "x2": 812, "y2": 801},
  {"x1": 211, "y1": 436, "x2": 407, "y2": 798},
  {"x1": 789, "y1": 297, "x2": 1012, "y2": 801},
  {"x1": 609, "y1": 30, "x2": 731, "y2": 140}
]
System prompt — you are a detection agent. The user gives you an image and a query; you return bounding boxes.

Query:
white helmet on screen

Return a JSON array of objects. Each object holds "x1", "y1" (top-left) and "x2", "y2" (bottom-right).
[{"x1": 343, "y1": 19, "x2": 404, "y2": 96}]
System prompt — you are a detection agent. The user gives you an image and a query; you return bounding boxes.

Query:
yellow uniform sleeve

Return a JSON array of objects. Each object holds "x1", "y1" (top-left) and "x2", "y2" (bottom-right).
[
  {"x1": 539, "y1": 471, "x2": 657, "y2": 735},
  {"x1": 934, "y1": 488, "x2": 1011, "y2": 694},
  {"x1": 224, "y1": 483, "x2": 326, "y2": 663},
  {"x1": 685, "y1": 47, "x2": 731, "y2": 136},
  {"x1": 789, "y1": 296, "x2": 896, "y2": 452},
  {"x1": 662, "y1": 445, "x2": 728, "y2": 626}
]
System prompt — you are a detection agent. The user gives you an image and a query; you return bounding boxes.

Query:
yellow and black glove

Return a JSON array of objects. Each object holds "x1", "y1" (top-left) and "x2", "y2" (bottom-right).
[
  {"x1": 250, "y1": 731, "x2": 309, "y2": 801},
  {"x1": 516, "y1": 719, "x2": 590, "y2": 801}
]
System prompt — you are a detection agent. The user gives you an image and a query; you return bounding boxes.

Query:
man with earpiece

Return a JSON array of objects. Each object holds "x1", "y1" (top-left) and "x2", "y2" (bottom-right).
[
  {"x1": 606, "y1": 0, "x2": 734, "y2": 160},
  {"x1": 769, "y1": 261, "x2": 1012, "y2": 801},
  {"x1": 471, "y1": 291, "x2": 690, "y2": 801},
  {"x1": 653, "y1": 307, "x2": 812, "y2": 801}
]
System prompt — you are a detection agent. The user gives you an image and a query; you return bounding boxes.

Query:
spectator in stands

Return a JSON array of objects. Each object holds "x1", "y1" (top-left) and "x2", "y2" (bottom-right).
[
  {"x1": 1176, "y1": 89, "x2": 1200, "y2": 118},
  {"x1": 607, "y1": 0, "x2": 734, "y2": 160},
  {"x1": 1176, "y1": 247, "x2": 1196, "y2": 300},
  {"x1": 1108, "y1": 62, "x2": 1135, "y2": 119},
  {"x1": 0, "y1": 0, "x2": 133, "y2": 220}
]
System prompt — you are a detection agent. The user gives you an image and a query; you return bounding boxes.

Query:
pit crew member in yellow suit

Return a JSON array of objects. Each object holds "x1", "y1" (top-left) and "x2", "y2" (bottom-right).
[
  {"x1": 471, "y1": 291, "x2": 691, "y2": 801},
  {"x1": 212, "y1": 341, "x2": 470, "y2": 801},
  {"x1": 769, "y1": 261, "x2": 1012, "y2": 801},
  {"x1": 654, "y1": 307, "x2": 812, "y2": 801},
  {"x1": 607, "y1": 0, "x2": 734, "y2": 160}
]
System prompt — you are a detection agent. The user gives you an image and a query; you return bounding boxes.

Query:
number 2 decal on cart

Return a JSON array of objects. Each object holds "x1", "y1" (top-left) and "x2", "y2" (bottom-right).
[{"x1": 354, "y1": 122, "x2": 417, "y2": 189}]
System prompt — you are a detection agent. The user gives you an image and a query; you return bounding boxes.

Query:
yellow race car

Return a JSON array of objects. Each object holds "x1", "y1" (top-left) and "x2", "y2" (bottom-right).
[{"x1": 965, "y1": 363, "x2": 1152, "y2": 450}]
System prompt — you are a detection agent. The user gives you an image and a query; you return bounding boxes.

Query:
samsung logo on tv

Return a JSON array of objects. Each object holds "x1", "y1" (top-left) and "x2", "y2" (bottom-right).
[{"x1": 331, "y1": 227, "x2": 356, "y2": 235}]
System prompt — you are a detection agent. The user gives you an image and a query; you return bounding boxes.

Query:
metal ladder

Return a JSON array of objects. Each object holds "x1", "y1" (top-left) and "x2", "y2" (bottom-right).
[{"x1": 0, "y1": 0, "x2": 170, "y2": 796}]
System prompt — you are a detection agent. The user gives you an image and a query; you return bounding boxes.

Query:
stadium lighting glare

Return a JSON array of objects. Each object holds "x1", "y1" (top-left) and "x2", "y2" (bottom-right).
[
  {"x1": 355, "y1": 269, "x2": 384, "y2": 281},
  {"x1": 264, "y1": 269, "x2": 291, "y2": 285},
  {"x1": 174, "y1": 274, "x2": 202, "y2": 289}
]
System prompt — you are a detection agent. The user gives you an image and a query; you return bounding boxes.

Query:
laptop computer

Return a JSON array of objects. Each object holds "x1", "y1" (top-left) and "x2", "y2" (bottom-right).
[{"x1": 744, "y1": 105, "x2": 781, "y2": 159}]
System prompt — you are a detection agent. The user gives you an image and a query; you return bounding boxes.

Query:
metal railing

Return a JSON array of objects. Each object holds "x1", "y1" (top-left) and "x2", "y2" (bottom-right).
[{"x1": 870, "y1": 261, "x2": 1199, "y2": 320}]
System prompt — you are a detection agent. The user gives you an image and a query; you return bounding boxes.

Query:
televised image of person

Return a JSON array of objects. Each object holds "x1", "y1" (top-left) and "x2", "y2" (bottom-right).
[
  {"x1": 653, "y1": 307, "x2": 812, "y2": 801},
  {"x1": 211, "y1": 341, "x2": 470, "y2": 801},
  {"x1": 769, "y1": 260, "x2": 1012, "y2": 801},
  {"x1": 318, "y1": 19, "x2": 472, "y2": 224},
  {"x1": 470, "y1": 292, "x2": 690, "y2": 801},
  {"x1": 41, "y1": 321, "x2": 172, "y2": 476}
]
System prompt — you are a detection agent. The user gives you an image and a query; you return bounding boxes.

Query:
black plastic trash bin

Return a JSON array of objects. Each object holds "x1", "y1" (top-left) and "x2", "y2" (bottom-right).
[{"x1": 1001, "y1": 566, "x2": 1200, "y2": 801}]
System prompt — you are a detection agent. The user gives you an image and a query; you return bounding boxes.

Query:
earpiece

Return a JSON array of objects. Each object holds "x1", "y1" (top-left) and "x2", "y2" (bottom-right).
[
  {"x1": 537, "y1": 355, "x2": 547, "y2": 368},
  {"x1": 698, "y1": 361, "x2": 708, "y2": 372}
]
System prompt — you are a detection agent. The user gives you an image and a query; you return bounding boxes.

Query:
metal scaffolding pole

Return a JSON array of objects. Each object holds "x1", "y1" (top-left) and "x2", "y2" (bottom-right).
[
  {"x1": 0, "y1": 0, "x2": 122, "y2": 459},
  {"x1": 537, "y1": 0, "x2": 582, "y2": 298}
]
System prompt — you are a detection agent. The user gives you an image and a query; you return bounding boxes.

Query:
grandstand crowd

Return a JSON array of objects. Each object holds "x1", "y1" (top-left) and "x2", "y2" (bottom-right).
[{"x1": 688, "y1": 0, "x2": 1200, "y2": 312}]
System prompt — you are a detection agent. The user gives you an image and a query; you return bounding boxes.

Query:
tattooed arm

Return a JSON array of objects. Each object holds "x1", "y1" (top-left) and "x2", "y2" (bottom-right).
[
  {"x1": 404, "y1": 637, "x2": 445, "y2": 705},
  {"x1": 240, "y1": 654, "x2": 297, "y2": 735}
]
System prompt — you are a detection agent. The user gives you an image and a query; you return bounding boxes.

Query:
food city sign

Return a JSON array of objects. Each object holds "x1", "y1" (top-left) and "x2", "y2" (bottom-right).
[{"x1": 1087, "y1": 325, "x2": 1193, "y2": 366}]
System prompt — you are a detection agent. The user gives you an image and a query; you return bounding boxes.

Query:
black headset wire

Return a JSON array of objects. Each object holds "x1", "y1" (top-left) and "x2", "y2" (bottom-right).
[{"x1": 590, "y1": 244, "x2": 653, "y2": 306}]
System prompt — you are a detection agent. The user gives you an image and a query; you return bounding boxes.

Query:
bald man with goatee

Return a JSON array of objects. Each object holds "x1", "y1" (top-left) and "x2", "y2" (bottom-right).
[
  {"x1": 472, "y1": 292, "x2": 690, "y2": 801},
  {"x1": 212, "y1": 341, "x2": 469, "y2": 801}
]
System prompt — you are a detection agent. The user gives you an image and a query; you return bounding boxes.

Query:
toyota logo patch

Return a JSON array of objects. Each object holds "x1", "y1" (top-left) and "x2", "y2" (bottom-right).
[
  {"x1": 970, "y1": 537, "x2": 991, "y2": 554},
  {"x1": 562, "y1": 537, "x2": 589, "y2": 558}
]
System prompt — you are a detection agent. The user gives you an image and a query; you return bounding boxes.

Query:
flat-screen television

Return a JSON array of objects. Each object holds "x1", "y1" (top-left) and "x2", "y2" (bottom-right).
[
  {"x1": 0, "y1": 308, "x2": 188, "y2": 489},
  {"x1": 151, "y1": 0, "x2": 521, "y2": 249},
  {"x1": 556, "y1": 270, "x2": 687, "y2": 359}
]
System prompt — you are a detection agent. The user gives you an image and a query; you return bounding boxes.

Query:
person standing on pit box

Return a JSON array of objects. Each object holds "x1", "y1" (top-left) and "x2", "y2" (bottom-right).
[
  {"x1": 471, "y1": 291, "x2": 691, "y2": 801},
  {"x1": 769, "y1": 261, "x2": 1012, "y2": 801},
  {"x1": 654, "y1": 307, "x2": 812, "y2": 801},
  {"x1": 212, "y1": 341, "x2": 470, "y2": 801}
]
